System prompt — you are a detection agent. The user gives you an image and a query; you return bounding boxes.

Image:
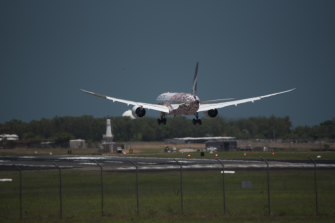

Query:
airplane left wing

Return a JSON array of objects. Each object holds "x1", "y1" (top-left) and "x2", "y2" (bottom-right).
[
  {"x1": 197, "y1": 88, "x2": 295, "y2": 112},
  {"x1": 80, "y1": 89, "x2": 170, "y2": 113}
]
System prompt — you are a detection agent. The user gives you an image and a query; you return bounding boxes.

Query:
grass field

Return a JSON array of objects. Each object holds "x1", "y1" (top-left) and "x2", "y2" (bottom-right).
[
  {"x1": 1, "y1": 168, "x2": 335, "y2": 223},
  {"x1": 1, "y1": 141, "x2": 335, "y2": 222}
]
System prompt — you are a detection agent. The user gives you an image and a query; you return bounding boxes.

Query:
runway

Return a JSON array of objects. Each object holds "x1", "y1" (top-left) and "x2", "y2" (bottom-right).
[{"x1": 1, "y1": 155, "x2": 335, "y2": 171}]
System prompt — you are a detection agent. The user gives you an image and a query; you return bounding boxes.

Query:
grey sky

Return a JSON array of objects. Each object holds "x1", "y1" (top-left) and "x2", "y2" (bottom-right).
[{"x1": 1, "y1": 0, "x2": 334, "y2": 126}]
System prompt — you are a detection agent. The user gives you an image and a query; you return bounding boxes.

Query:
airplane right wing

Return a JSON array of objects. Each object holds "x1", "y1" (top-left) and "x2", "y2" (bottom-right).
[
  {"x1": 80, "y1": 89, "x2": 170, "y2": 113},
  {"x1": 197, "y1": 88, "x2": 295, "y2": 112}
]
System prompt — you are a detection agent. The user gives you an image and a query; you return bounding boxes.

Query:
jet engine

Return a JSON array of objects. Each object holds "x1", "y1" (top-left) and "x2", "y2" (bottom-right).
[
  {"x1": 203, "y1": 109, "x2": 218, "y2": 118},
  {"x1": 132, "y1": 105, "x2": 146, "y2": 118}
]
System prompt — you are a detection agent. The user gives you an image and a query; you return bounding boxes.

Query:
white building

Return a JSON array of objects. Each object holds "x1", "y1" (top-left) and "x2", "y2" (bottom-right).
[
  {"x1": 0, "y1": 134, "x2": 19, "y2": 141},
  {"x1": 69, "y1": 139, "x2": 86, "y2": 149},
  {"x1": 102, "y1": 119, "x2": 115, "y2": 152}
]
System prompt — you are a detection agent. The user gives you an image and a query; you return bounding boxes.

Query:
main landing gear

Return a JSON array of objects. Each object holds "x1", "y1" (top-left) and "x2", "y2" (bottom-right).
[
  {"x1": 158, "y1": 113, "x2": 202, "y2": 125},
  {"x1": 157, "y1": 113, "x2": 167, "y2": 125},
  {"x1": 192, "y1": 113, "x2": 202, "y2": 125}
]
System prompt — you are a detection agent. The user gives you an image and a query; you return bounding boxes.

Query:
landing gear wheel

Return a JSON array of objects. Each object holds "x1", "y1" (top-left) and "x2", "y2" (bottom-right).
[
  {"x1": 158, "y1": 117, "x2": 167, "y2": 125},
  {"x1": 192, "y1": 118, "x2": 202, "y2": 125}
]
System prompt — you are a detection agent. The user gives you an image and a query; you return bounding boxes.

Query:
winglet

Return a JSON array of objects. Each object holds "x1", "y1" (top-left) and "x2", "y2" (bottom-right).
[
  {"x1": 80, "y1": 89, "x2": 107, "y2": 100},
  {"x1": 259, "y1": 88, "x2": 296, "y2": 99}
]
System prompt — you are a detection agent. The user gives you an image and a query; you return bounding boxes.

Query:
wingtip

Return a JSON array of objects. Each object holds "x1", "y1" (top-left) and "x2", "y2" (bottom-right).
[
  {"x1": 281, "y1": 88, "x2": 296, "y2": 95},
  {"x1": 80, "y1": 89, "x2": 89, "y2": 93},
  {"x1": 283, "y1": 88, "x2": 296, "y2": 93}
]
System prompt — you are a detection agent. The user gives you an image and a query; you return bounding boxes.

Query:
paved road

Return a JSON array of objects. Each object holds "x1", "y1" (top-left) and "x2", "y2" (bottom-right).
[{"x1": 1, "y1": 155, "x2": 335, "y2": 171}]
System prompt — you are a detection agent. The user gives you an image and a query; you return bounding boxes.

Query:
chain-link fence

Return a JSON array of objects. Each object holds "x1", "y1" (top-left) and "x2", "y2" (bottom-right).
[{"x1": 1, "y1": 159, "x2": 335, "y2": 219}]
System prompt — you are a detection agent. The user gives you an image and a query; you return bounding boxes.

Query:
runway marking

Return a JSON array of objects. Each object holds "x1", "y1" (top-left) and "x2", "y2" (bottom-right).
[
  {"x1": 137, "y1": 162, "x2": 157, "y2": 165},
  {"x1": 221, "y1": 171, "x2": 235, "y2": 174},
  {"x1": 78, "y1": 162, "x2": 97, "y2": 166}
]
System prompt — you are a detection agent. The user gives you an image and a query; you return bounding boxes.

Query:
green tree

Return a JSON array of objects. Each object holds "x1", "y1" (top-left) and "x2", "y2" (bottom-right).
[{"x1": 52, "y1": 132, "x2": 74, "y2": 147}]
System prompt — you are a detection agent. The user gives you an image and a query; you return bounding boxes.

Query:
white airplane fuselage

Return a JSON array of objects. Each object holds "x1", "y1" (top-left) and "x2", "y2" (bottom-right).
[{"x1": 156, "y1": 92, "x2": 200, "y2": 115}]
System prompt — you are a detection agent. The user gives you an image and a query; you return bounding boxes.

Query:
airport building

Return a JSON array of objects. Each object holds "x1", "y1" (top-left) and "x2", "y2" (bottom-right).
[
  {"x1": 205, "y1": 139, "x2": 237, "y2": 151},
  {"x1": 0, "y1": 134, "x2": 19, "y2": 141},
  {"x1": 166, "y1": 136, "x2": 235, "y2": 144},
  {"x1": 0, "y1": 134, "x2": 19, "y2": 149},
  {"x1": 101, "y1": 119, "x2": 115, "y2": 152},
  {"x1": 100, "y1": 119, "x2": 124, "y2": 153},
  {"x1": 69, "y1": 139, "x2": 86, "y2": 149},
  {"x1": 165, "y1": 136, "x2": 238, "y2": 151}
]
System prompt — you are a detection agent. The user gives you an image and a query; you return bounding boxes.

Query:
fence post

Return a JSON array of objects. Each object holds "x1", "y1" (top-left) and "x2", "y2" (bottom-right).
[
  {"x1": 14, "y1": 165, "x2": 22, "y2": 219},
  {"x1": 53, "y1": 163, "x2": 63, "y2": 218},
  {"x1": 174, "y1": 159, "x2": 184, "y2": 215},
  {"x1": 310, "y1": 158, "x2": 319, "y2": 215},
  {"x1": 263, "y1": 158, "x2": 271, "y2": 215},
  {"x1": 216, "y1": 159, "x2": 226, "y2": 215},
  {"x1": 129, "y1": 161, "x2": 139, "y2": 216},
  {"x1": 95, "y1": 161, "x2": 104, "y2": 216}
]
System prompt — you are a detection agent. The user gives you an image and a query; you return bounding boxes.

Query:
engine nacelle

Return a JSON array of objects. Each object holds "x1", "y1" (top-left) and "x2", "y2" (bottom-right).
[
  {"x1": 203, "y1": 109, "x2": 218, "y2": 118},
  {"x1": 132, "y1": 106, "x2": 146, "y2": 118}
]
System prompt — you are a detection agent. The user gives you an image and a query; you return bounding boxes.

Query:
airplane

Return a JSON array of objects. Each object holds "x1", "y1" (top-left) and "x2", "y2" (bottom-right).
[{"x1": 81, "y1": 62, "x2": 295, "y2": 125}]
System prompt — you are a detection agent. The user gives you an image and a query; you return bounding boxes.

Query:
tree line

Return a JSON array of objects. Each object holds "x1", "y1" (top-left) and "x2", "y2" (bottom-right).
[{"x1": 0, "y1": 115, "x2": 334, "y2": 145}]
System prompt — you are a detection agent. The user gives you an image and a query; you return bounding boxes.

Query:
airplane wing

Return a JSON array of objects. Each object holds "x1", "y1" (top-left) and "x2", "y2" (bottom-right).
[
  {"x1": 80, "y1": 89, "x2": 170, "y2": 113},
  {"x1": 197, "y1": 88, "x2": 295, "y2": 112}
]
